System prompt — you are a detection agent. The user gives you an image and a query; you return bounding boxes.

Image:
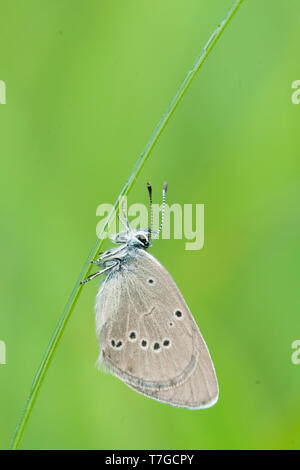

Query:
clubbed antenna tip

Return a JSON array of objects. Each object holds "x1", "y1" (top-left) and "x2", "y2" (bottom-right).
[{"x1": 147, "y1": 182, "x2": 153, "y2": 240}]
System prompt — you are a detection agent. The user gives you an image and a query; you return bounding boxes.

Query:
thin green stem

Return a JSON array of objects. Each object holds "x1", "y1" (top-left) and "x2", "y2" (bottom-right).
[{"x1": 9, "y1": 0, "x2": 244, "y2": 450}]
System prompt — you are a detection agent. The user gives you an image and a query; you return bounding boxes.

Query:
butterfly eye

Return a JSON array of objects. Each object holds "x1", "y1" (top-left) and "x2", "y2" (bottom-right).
[{"x1": 136, "y1": 234, "x2": 149, "y2": 246}]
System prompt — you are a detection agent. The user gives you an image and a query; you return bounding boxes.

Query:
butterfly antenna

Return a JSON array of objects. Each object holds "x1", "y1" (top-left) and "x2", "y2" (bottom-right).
[
  {"x1": 118, "y1": 213, "x2": 128, "y2": 231},
  {"x1": 147, "y1": 182, "x2": 153, "y2": 241},
  {"x1": 156, "y1": 181, "x2": 168, "y2": 239},
  {"x1": 121, "y1": 198, "x2": 131, "y2": 231}
]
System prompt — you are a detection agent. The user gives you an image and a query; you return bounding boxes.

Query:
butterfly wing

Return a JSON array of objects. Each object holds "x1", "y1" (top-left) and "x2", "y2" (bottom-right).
[
  {"x1": 95, "y1": 249, "x2": 218, "y2": 409},
  {"x1": 127, "y1": 336, "x2": 218, "y2": 409}
]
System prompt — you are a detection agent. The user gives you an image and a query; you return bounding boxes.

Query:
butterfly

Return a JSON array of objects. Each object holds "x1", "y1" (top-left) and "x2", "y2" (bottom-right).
[{"x1": 81, "y1": 183, "x2": 218, "y2": 409}]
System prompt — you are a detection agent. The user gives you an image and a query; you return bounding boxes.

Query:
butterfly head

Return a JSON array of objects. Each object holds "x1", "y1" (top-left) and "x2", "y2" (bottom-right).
[
  {"x1": 111, "y1": 182, "x2": 168, "y2": 250},
  {"x1": 111, "y1": 228, "x2": 151, "y2": 249},
  {"x1": 81, "y1": 182, "x2": 168, "y2": 283}
]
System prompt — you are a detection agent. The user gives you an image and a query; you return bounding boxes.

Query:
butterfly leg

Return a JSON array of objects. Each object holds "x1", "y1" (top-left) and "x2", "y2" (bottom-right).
[
  {"x1": 90, "y1": 259, "x2": 101, "y2": 265},
  {"x1": 91, "y1": 245, "x2": 127, "y2": 266},
  {"x1": 80, "y1": 263, "x2": 118, "y2": 285}
]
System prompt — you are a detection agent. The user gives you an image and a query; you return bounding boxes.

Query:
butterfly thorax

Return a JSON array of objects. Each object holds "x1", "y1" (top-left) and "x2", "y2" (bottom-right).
[
  {"x1": 111, "y1": 228, "x2": 151, "y2": 248},
  {"x1": 95, "y1": 228, "x2": 152, "y2": 268}
]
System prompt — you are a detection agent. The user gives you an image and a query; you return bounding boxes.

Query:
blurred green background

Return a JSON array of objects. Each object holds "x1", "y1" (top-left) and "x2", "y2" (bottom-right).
[{"x1": 0, "y1": 0, "x2": 299, "y2": 450}]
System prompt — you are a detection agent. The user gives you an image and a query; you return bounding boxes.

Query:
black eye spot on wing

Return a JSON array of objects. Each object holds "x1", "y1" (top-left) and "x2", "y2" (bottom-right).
[
  {"x1": 110, "y1": 339, "x2": 115, "y2": 348},
  {"x1": 129, "y1": 331, "x2": 137, "y2": 342},
  {"x1": 163, "y1": 339, "x2": 171, "y2": 348},
  {"x1": 148, "y1": 278, "x2": 155, "y2": 284},
  {"x1": 153, "y1": 342, "x2": 161, "y2": 352},
  {"x1": 174, "y1": 309, "x2": 183, "y2": 319},
  {"x1": 168, "y1": 321, "x2": 174, "y2": 328},
  {"x1": 140, "y1": 339, "x2": 148, "y2": 349},
  {"x1": 116, "y1": 340, "x2": 123, "y2": 348}
]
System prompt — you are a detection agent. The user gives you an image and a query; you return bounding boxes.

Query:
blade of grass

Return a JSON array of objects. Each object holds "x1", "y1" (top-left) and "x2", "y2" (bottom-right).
[{"x1": 9, "y1": 0, "x2": 244, "y2": 450}]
